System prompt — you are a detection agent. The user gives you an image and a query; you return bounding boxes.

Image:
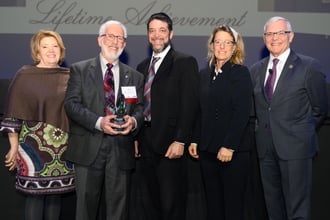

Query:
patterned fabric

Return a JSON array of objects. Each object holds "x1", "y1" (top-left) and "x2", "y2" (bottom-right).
[
  {"x1": 144, "y1": 57, "x2": 160, "y2": 121},
  {"x1": 104, "y1": 63, "x2": 116, "y2": 115},
  {"x1": 0, "y1": 117, "x2": 20, "y2": 133},
  {"x1": 1, "y1": 119, "x2": 75, "y2": 195}
]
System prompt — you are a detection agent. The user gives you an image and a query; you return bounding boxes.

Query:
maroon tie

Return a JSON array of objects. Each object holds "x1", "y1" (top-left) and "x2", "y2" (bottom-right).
[
  {"x1": 265, "y1": 58, "x2": 279, "y2": 101},
  {"x1": 104, "y1": 63, "x2": 115, "y2": 115},
  {"x1": 144, "y1": 57, "x2": 160, "y2": 121}
]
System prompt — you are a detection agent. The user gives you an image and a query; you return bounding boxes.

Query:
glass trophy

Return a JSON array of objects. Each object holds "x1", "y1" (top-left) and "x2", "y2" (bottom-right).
[{"x1": 111, "y1": 94, "x2": 127, "y2": 131}]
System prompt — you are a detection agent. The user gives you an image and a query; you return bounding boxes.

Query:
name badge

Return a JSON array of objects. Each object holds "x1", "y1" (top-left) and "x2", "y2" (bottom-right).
[{"x1": 121, "y1": 86, "x2": 138, "y2": 103}]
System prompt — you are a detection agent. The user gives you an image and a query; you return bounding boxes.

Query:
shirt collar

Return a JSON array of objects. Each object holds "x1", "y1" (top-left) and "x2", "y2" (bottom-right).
[
  {"x1": 270, "y1": 48, "x2": 291, "y2": 65},
  {"x1": 152, "y1": 45, "x2": 171, "y2": 61},
  {"x1": 100, "y1": 54, "x2": 119, "y2": 73}
]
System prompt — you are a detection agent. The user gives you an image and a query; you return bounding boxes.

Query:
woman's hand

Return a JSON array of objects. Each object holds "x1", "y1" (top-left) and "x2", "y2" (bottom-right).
[
  {"x1": 5, "y1": 132, "x2": 19, "y2": 171},
  {"x1": 5, "y1": 148, "x2": 17, "y2": 171},
  {"x1": 188, "y1": 143, "x2": 199, "y2": 159}
]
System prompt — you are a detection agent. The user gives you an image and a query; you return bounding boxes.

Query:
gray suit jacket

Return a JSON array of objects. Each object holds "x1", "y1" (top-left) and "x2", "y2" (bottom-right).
[
  {"x1": 250, "y1": 50, "x2": 328, "y2": 160},
  {"x1": 64, "y1": 56, "x2": 144, "y2": 169}
]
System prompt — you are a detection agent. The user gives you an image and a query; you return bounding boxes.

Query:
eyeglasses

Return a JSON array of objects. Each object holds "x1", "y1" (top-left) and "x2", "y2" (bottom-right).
[
  {"x1": 264, "y1": 31, "x2": 291, "y2": 38},
  {"x1": 213, "y1": 40, "x2": 234, "y2": 47},
  {"x1": 100, "y1": 34, "x2": 126, "y2": 42}
]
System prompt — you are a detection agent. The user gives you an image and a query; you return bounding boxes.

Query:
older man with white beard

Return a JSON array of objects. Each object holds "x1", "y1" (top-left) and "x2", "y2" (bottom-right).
[{"x1": 64, "y1": 20, "x2": 144, "y2": 220}]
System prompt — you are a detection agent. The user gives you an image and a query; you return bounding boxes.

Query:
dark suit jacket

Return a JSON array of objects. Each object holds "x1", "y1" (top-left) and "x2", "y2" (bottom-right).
[
  {"x1": 195, "y1": 62, "x2": 253, "y2": 153},
  {"x1": 250, "y1": 50, "x2": 328, "y2": 160},
  {"x1": 64, "y1": 56, "x2": 144, "y2": 169},
  {"x1": 136, "y1": 48, "x2": 199, "y2": 154}
]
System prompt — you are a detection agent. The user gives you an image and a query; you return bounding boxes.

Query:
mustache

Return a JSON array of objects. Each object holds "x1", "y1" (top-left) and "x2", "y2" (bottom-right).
[
  {"x1": 150, "y1": 41, "x2": 170, "y2": 53},
  {"x1": 103, "y1": 47, "x2": 124, "y2": 60},
  {"x1": 108, "y1": 44, "x2": 119, "y2": 49}
]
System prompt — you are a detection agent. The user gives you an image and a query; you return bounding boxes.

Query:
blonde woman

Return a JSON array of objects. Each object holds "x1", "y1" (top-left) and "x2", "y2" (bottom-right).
[
  {"x1": 1, "y1": 30, "x2": 74, "y2": 220},
  {"x1": 189, "y1": 25, "x2": 252, "y2": 220}
]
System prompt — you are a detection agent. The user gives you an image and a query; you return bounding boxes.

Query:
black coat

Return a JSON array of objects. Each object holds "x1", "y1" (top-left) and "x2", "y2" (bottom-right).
[{"x1": 195, "y1": 61, "x2": 253, "y2": 153}]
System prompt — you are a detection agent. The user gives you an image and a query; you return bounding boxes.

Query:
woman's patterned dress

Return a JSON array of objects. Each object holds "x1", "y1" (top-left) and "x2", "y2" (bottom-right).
[{"x1": 1, "y1": 119, "x2": 75, "y2": 195}]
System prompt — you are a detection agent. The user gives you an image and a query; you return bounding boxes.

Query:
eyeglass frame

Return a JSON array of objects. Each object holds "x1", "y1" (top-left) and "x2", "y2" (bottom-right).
[
  {"x1": 213, "y1": 40, "x2": 235, "y2": 47},
  {"x1": 100, "y1": 33, "x2": 126, "y2": 42},
  {"x1": 263, "y1": 30, "x2": 291, "y2": 38}
]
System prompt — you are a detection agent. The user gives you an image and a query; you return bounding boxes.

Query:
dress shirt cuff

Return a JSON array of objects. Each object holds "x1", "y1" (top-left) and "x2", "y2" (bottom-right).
[
  {"x1": 175, "y1": 141, "x2": 185, "y2": 146},
  {"x1": 95, "y1": 117, "x2": 102, "y2": 131},
  {"x1": 131, "y1": 116, "x2": 137, "y2": 131}
]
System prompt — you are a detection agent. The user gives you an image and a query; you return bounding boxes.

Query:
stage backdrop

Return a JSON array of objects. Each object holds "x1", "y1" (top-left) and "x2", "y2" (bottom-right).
[
  {"x1": 0, "y1": 1, "x2": 330, "y2": 220},
  {"x1": 0, "y1": 0, "x2": 329, "y2": 80}
]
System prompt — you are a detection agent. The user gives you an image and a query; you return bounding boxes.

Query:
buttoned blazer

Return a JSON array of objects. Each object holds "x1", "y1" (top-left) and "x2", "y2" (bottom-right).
[
  {"x1": 64, "y1": 56, "x2": 144, "y2": 168},
  {"x1": 250, "y1": 50, "x2": 328, "y2": 160},
  {"x1": 137, "y1": 48, "x2": 200, "y2": 154}
]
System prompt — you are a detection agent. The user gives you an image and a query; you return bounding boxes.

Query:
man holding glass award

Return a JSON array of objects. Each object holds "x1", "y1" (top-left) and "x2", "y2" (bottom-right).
[
  {"x1": 63, "y1": 20, "x2": 144, "y2": 220},
  {"x1": 111, "y1": 94, "x2": 129, "y2": 131}
]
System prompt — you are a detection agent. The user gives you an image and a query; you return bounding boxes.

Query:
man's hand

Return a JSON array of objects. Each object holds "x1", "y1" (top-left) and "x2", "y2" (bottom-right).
[
  {"x1": 165, "y1": 142, "x2": 184, "y2": 159},
  {"x1": 100, "y1": 115, "x2": 120, "y2": 135},
  {"x1": 100, "y1": 115, "x2": 136, "y2": 135},
  {"x1": 118, "y1": 115, "x2": 136, "y2": 135},
  {"x1": 217, "y1": 147, "x2": 234, "y2": 162}
]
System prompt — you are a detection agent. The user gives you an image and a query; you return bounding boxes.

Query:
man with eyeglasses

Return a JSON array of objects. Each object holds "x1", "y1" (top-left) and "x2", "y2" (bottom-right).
[
  {"x1": 250, "y1": 16, "x2": 328, "y2": 220},
  {"x1": 64, "y1": 20, "x2": 144, "y2": 220}
]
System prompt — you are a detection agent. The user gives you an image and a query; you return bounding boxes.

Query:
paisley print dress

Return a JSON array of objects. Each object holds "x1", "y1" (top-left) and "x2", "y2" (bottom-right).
[{"x1": 1, "y1": 119, "x2": 75, "y2": 195}]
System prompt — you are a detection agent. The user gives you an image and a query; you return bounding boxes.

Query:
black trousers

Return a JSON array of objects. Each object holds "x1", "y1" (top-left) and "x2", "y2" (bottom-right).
[
  {"x1": 136, "y1": 126, "x2": 187, "y2": 220},
  {"x1": 199, "y1": 151, "x2": 250, "y2": 220}
]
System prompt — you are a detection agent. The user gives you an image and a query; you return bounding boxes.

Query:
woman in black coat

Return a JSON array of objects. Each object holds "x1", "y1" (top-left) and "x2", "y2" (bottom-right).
[{"x1": 188, "y1": 25, "x2": 253, "y2": 220}]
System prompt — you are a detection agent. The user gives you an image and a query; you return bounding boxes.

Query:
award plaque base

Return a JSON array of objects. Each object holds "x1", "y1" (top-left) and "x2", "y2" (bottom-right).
[{"x1": 111, "y1": 117, "x2": 126, "y2": 131}]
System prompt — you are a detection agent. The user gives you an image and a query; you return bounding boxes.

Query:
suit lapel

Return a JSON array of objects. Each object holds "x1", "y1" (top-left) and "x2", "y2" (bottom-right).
[
  {"x1": 118, "y1": 62, "x2": 129, "y2": 99},
  {"x1": 89, "y1": 57, "x2": 105, "y2": 106},
  {"x1": 259, "y1": 58, "x2": 270, "y2": 101},
  {"x1": 153, "y1": 49, "x2": 173, "y2": 83},
  {"x1": 272, "y1": 51, "x2": 297, "y2": 100},
  {"x1": 118, "y1": 62, "x2": 137, "y2": 113},
  {"x1": 88, "y1": 57, "x2": 103, "y2": 84}
]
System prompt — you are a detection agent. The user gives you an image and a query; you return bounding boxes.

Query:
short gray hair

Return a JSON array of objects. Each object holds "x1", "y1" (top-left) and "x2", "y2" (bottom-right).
[{"x1": 263, "y1": 16, "x2": 293, "y2": 33}]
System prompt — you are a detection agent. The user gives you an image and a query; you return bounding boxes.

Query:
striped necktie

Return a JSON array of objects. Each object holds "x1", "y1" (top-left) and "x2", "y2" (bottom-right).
[
  {"x1": 144, "y1": 56, "x2": 160, "y2": 121},
  {"x1": 104, "y1": 63, "x2": 115, "y2": 115}
]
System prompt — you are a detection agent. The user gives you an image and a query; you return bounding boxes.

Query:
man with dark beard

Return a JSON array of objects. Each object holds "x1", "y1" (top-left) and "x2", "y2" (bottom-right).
[
  {"x1": 64, "y1": 20, "x2": 144, "y2": 220},
  {"x1": 135, "y1": 12, "x2": 200, "y2": 220}
]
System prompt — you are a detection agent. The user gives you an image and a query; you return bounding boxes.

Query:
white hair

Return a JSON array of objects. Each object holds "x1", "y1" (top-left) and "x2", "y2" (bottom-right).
[
  {"x1": 99, "y1": 20, "x2": 127, "y2": 38},
  {"x1": 263, "y1": 16, "x2": 293, "y2": 33}
]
